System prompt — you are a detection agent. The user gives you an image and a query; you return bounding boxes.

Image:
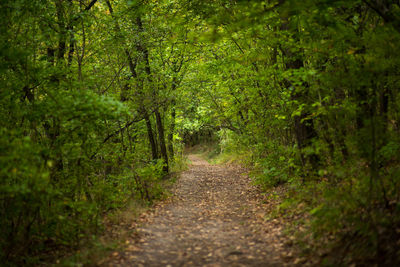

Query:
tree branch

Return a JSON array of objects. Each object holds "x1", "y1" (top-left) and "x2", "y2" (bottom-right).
[
  {"x1": 362, "y1": 0, "x2": 400, "y2": 33},
  {"x1": 84, "y1": 0, "x2": 98, "y2": 12}
]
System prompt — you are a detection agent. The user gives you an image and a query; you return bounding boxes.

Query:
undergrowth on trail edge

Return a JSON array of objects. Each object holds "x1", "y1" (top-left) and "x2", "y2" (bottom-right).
[
  {"x1": 56, "y1": 155, "x2": 187, "y2": 267},
  {"x1": 207, "y1": 128, "x2": 400, "y2": 266}
]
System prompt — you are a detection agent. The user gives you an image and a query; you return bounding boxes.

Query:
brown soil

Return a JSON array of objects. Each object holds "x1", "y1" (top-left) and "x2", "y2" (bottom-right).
[{"x1": 101, "y1": 155, "x2": 298, "y2": 266}]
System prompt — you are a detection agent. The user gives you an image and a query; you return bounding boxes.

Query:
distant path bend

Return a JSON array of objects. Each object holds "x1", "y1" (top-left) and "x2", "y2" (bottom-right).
[{"x1": 105, "y1": 154, "x2": 291, "y2": 266}]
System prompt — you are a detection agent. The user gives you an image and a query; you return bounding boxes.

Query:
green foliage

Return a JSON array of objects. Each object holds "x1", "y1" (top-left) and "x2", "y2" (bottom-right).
[
  {"x1": 1, "y1": 0, "x2": 185, "y2": 264},
  {"x1": 0, "y1": 85, "x2": 165, "y2": 263},
  {"x1": 179, "y1": 0, "x2": 400, "y2": 264},
  {"x1": 134, "y1": 159, "x2": 166, "y2": 202},
  {"x1": 2, "y1": 0, "x2": 400, "y2": 265}
]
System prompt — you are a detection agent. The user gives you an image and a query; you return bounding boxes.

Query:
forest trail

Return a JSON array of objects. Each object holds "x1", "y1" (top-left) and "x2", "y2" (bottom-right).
[{"x1": 103, "y1": 155, "x2": 293, "y2": 267}]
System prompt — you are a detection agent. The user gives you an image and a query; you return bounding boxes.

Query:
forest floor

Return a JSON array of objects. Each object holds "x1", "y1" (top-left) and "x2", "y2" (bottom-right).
[{"x1": 100, "y1": 154, "x2": 303, "y2": 266}]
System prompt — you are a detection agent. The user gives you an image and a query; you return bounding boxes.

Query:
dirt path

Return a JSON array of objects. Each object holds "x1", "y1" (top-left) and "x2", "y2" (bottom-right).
[{"x1": 103, "y1": 155, "x2": 294, "y2": 266}]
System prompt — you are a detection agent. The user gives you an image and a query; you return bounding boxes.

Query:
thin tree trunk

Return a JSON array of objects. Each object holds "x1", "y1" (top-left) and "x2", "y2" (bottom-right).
[
  {"x1": 137, "y1": 15, "x2": 169, "y2": 172},
  {"x1": 105, "y1": 0, "x2": 158, "y2": 163},
  {"x1": 155, "y1": 109, "x2": 169, "y2": 173},
  {"x1": 168, "y1": 77, "x2": 178, "y2": 159},
  {"x1": 145, "y1": 113, "x2": 158, "y2": 161},
  {"x1": 56, "y1": 0, "x2": 66, "y2": 63},
  {"x1": 280, "y1": 19, "x2": 319, "y2": 174},
  {"x1": 168, "y1": 102, "x2": 176, "y2": 158}
]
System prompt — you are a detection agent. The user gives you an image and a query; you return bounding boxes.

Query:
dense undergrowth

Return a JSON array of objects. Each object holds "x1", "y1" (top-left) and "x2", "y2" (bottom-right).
[
  {"x1": 193, "y1": 134, "x2": 400, "y2": 266},
  {"x1": 1, "y1": 1, "x2": 188, "y2": 264},
  {"x1": 181, "y1": 1, "x2": 400, "y2": 264},
  {"x1": 207, "y1": 133, "x2": 400, "y2": 266},
  {"x1": 1, "y1": 118, "x2": 186, "y2": 266}
]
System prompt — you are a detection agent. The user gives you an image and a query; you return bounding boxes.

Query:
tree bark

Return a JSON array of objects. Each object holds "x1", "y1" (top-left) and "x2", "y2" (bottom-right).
[
  {"x1": 55, "y1": 0, "x2": 66, "y2": 63},
  {"x1": 145, "y1": 113, "x2": 158, "y2": 161},
  {"x1": 155, "y1": 110, "x2": 169, "y2": 173},
  {"x1": 168, "y1": 77, "x2": 178, "y2": 159},
  {"x1": 168, "y1": 102, "x2": 176, "y2": 158},
  {"x1": 280, "y1": 19, "x2": 319, "y2": 173}
]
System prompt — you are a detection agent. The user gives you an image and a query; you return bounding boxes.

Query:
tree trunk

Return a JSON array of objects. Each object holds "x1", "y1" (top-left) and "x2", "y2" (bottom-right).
[
  {"x1": 155, "y1": 109, "x2": 169, "y2": 173},
  {"x1": 55, "y1": 0, "x2": 66, "y2": 63},
  {"x1": 137, "y1": 15, "x2": 169, "y2": 173},
  {"x1": 280, "y1": 18, "x2": 319, "y2": 173},
  {"x1": 105, "y1": 1, "x2": 160, "y2": 164},
  {"x1": 145, "y1": 113, "x2": 158, "y2": 161},
  {"x1": 168, "y1": 102, "x2": 176, "y2": 159},
  {"x1": 168, "y1": 77, "x2": 178, "y2": 159}
]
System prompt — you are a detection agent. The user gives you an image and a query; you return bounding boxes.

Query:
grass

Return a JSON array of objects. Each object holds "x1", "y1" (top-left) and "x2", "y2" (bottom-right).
[{"x1": 185, "y1": 142, "x2": 251, "y2": 166}]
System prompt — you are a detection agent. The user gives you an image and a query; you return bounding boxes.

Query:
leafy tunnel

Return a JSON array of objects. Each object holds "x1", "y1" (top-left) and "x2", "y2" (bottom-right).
[{"x1": 1, "y1": 0, "x2": 400, "y2": 265}]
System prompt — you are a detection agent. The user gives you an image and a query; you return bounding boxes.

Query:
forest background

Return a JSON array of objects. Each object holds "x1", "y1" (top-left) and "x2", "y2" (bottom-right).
[{"x1": 1, "y1": 0, "x2": 400, "y2": 265}]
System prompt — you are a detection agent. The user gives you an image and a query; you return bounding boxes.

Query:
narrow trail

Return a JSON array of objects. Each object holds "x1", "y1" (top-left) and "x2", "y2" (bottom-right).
[{"x1": 104, "y1": 155, "x2": 293, "y2": 266}]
